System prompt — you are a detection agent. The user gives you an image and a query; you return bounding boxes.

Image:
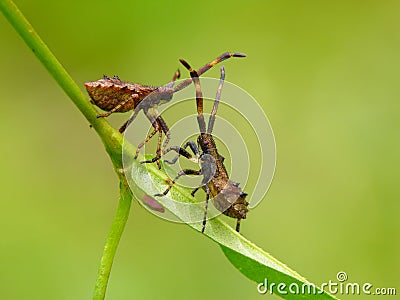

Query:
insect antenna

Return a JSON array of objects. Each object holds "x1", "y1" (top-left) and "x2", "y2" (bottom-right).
[
  {"x1": 173, "y1": 52, "x2": 245, "y2": 93},
  {"x1": 119, "y1": 106, "x2": 141, "y2": 133},
  {"x1": 207, "y1": 66, "x2": 225, "y2": 134},
  {"x1": 180, "y1": 59, "x2": 206, "y2": 133},
  {"x1": 166, "y1": 69, "x2": 180, "y2": 88}
]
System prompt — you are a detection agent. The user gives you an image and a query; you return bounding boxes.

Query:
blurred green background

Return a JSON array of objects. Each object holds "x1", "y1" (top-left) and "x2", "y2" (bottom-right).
[{"x1": 1, "y1": 0, "x2": 399, "y2": 299}]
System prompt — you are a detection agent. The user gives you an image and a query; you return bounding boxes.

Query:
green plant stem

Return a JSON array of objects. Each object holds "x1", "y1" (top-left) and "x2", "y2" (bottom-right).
[
  {"x1": 0, "y1": 1, "x2": 130, "y2": 299},
  {"x1": 93, "y1": 182, "x2": 133, "y2": 300}
]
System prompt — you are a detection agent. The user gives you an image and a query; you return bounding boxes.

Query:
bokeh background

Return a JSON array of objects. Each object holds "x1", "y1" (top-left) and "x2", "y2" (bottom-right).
[{"x1": 1, "y1": 1, "x2": 399, "y2": 299}]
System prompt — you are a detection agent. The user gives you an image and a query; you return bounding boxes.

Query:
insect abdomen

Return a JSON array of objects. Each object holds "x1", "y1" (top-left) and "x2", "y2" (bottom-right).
[
  {"x1": 85, "y1": 76, "x2": 155, "y2": 112},
  {"x1": 208, "y1": 178, "x2": 248, "y2": 220}
]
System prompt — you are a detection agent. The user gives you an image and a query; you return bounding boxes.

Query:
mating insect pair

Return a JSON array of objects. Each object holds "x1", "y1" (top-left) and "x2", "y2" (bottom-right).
[
  {"x1": 85, "y1": 53, "x2": 249, "y2": 232},
  {"x1": 85, "y1": 52, "x2": 244, "y2": 169}
]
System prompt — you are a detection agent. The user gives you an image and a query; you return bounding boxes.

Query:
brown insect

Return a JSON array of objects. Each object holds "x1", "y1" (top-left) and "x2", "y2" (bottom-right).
[
  {"x1": 155, "y1": 60, "x2": 249, "y2": 233},
  {"x1": 85, "y1": 53, "x2": 246, "y2": 168}
]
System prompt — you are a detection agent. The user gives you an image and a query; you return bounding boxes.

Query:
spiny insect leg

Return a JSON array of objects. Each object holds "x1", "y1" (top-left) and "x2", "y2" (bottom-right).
[
  {"x1": 155, "y1": 129, "x2": 163, "y2": 169},
  {"x1": 134, "y1": 108, "x2": 163, "y2": 159},
  {"x1": 140, "y1": 116, "x2": 164, "y2": 169},
  {"x1": 155, "y1": 169, "x2": 201, "y2": 197},
  {"x1": 140, "y1": 126, "x2": 163, "y2": 168},
  {"x1": 157, "y1": 116, "x2": 171, "y2": 156},
  {"x1": 134, "y1": 127, "x2": 159, "y2": 160},
  {"x1": 140, "y1": 115, "x2": 170, "y2": 168}
]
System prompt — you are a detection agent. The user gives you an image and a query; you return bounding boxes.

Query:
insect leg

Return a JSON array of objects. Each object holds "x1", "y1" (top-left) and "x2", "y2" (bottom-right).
[
  {"x1": 140, "y1": 123, "x2": 163, "y2": 168},
  {"x1": 155, "y1": 169, "x2": 201, "y2": 197},
  {"x1": 157, "y1": 127, "x2": 163, "y2": 168},
  {"x1": 157, "y1": 115, "x2": 171, "y2": 156},
  {"x1": 202, "y1": 186, "x2": 211, "y2": 233},
  {"x1": 134, "y1": 126, "x2": 160, "y2": 160},
  {"x1": 119, "y1": 92, "x2": 161, "y2": 133},
  {"x1": 140, "y1": 115, "x2": 170, "y2": 168},
  {"x1": 186, "y1": 141, "x2": 200, "y2": 156},
  {"x1": 155, "y1": 129, "x2": 163, "y2": 169},
  {"x1": 97, "y1": 94, "x2": 139, "y2": 118},
  {"x1": 162, "y1": 146, "x2": 194, "y2": 165},
  {"x1": 236, "y1": 219, "x2": 241, "y2": 232},
  {"x1": 119, "y1": 106, "x2": 141, "y2": 133},
  {"x1": 119, "y1": 118, "x2": 130, "y2": 133},
  {"x1": 140, "y1": 143, "x2": 195, "y2": 169},
  {"x1": 132, "y1": 108, "x2": 163, "y2": 160},
  {"x1": 164, "y1": 141, "x2": 199, "y2": 165},
  {"x1": 191, "y1": 187, "x2": 200, "y2": 196}
]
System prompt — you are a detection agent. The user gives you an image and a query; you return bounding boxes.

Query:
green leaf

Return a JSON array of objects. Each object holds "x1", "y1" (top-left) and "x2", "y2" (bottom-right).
[{"x1": 128, "y1": 156, "x2": 338, "y2": 300}]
